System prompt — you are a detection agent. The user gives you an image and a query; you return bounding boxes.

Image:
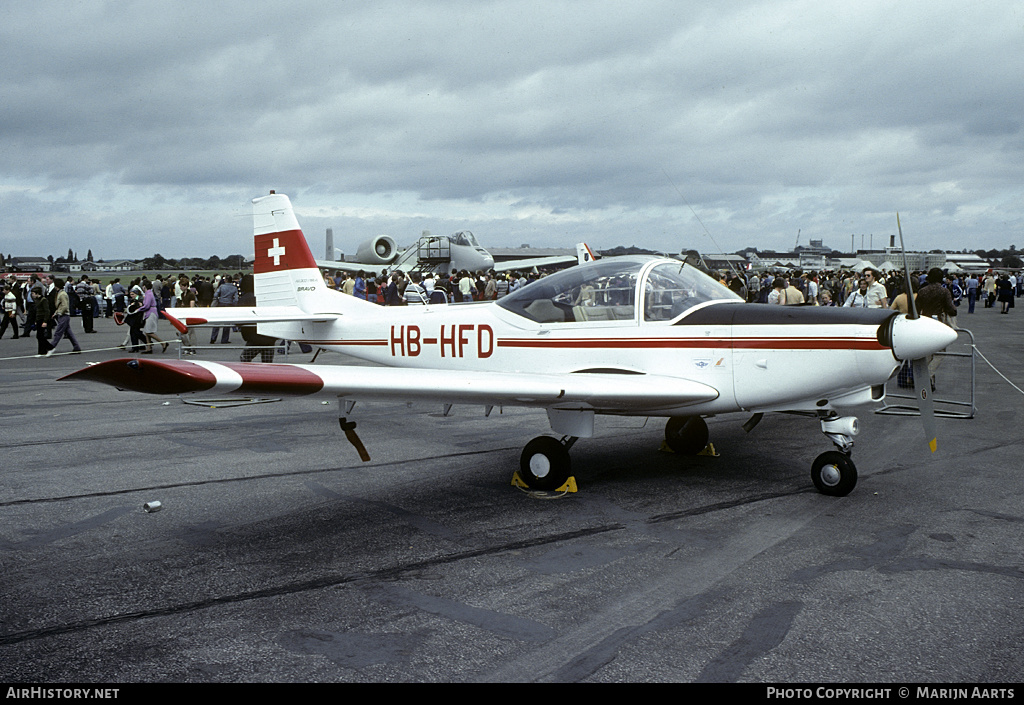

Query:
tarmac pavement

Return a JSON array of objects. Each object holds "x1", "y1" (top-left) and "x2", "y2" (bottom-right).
[{"x1": 0, "y1": 304, "x2": 1021, "y2": 683}]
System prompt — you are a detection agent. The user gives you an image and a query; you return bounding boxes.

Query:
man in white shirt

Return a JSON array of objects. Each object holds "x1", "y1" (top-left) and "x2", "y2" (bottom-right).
[{"x1": 863, "y1": 269, "x2": 888, "y2": 308}]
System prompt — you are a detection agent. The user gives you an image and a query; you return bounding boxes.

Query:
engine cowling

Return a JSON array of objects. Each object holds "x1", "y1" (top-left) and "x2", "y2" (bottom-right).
[{"x1": 354, "y1": 235, "x2": 398, "y2": 265}]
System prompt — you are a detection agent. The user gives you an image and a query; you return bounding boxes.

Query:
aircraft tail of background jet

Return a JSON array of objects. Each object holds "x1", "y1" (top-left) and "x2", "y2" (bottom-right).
[{"x1": 577, "y1": 242, "x2": 597, "y2": 264}]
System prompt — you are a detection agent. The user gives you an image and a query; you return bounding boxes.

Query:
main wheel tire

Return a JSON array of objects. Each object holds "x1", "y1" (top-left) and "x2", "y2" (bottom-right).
[
  {"x1": 811, "y1": 451, "x2": 857, "y2": 496},
  {"x1": 664, "y1": 416, "x2": 709, "y2": 455},
  {"x1": 519, "y1": 436, "x2": 572, "y2": 491}
]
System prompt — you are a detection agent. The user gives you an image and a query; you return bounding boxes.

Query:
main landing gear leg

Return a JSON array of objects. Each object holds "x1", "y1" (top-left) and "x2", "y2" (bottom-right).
[
  {"x1": 339, "y1": 416, "x2": 371, "y2": 462},
  {"x1": 518, "y1": 436, "x2": 577, "y2": 491},
  {"x1": 663, "y1": 415, "x2": 710, "y2": 455},
  {"x1": 811, "y1": 414, "x2": 859, "y2": 496}
]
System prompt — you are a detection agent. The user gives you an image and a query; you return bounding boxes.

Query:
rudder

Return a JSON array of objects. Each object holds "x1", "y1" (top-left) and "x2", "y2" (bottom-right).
[{"x1": 252, "y1": 192, "x2": 334, "y2": 313}]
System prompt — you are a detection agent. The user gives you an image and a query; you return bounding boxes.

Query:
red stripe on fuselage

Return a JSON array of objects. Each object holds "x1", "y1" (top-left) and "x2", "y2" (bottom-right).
[
  {"x1": 304, "y1": 339, "x2": 388, "y2": 346},
  {"x1": 306, "y1": 336, "x2": 885, "y2": 351},
  {"x1": 496, "y1": 337, "x2": 886, "y2": 351}
]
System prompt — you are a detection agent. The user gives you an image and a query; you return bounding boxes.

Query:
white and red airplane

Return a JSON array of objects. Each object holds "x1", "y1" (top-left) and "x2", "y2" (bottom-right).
[{"x1": 63, "y1": 193, "x2": 957, "y2": 496}]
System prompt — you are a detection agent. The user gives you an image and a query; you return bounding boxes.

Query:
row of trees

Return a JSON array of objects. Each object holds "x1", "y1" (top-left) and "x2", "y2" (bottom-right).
[
  {"x1": 0, "y1": 253, "x2": 249, "y2": 271},
  {"x1": 972, "y1": 247, "x2": 1021, "y2": 268},
  {"x1": 137, "y1": 254, "x2": 249, "y2": 271}
]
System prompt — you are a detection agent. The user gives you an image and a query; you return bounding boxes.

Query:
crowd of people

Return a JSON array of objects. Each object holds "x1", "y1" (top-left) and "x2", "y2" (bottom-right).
[
  {"x1": 0, "y1": 267, "x2": 545, "y2": 359},
  {"x1": 0, "y1": 272, "x2": 248, "y2": 357},
  {"x1": 2, "y1": 264, "x2": 1020, "y2": 359},
  {"x1": 734, "y1": 266, "x2": 1021, "y2": 320},
  {"x1": 322, "y1": 268, "x2": 537, "y2": 305}
]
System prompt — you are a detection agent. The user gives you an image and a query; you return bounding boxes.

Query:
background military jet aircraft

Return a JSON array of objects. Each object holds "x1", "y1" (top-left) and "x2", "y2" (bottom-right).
[
  {"x1": 315, "y1": 230, "x2": 589, "y2": 276},
  {"x1": 64, "y1": 193, "x2": 956, "y2": 496}
]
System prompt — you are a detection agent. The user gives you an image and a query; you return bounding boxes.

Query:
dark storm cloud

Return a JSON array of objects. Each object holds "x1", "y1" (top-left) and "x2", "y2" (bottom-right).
[{"x1": 1, "y1": 0, "x2": 1022, "y2": 258}]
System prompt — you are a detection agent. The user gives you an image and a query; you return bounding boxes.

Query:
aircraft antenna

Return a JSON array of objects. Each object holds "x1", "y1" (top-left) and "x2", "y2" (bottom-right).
[{"x1": 662, "y1": 169, "x2": 743, "y2": 280}]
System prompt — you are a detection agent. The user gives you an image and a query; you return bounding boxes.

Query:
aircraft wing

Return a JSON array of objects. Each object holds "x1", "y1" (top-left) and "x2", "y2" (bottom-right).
[
  {"x1": 314, "y1": 259, "x2": 383, "y2": 273},
  {"x1": 493, "y1": 255, "x2": 578, "y2": 272},
  {"x1": 61, "y1": 359, "x2": 719, "y2": 412},
  {"x1": 492, "y1": 244, "x2": 594, "y2": 272}
]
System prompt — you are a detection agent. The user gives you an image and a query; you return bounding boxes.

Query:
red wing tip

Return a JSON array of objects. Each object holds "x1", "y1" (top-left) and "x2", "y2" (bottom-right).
[
  {"x1": 59, "y1": 358, "x2": 218, "y2": 394},
  {"x1": 162, "y1": 311, "x2": 189, "y2": 334}
]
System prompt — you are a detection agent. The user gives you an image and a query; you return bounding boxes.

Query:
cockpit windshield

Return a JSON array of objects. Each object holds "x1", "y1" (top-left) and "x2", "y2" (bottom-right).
[
  {"x1": 451, "y1": 231, "x2": 481, "y2": 248},
  {"x1": 497, "y1": 256, "x2": 742, "y2": 324},
  {"x1": 643, "y1": 261, "x2": 743, "y2": 321}
]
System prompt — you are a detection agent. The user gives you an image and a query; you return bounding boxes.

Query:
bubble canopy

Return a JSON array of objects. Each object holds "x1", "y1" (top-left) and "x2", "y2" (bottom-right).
[{"x1": 496, "y1": 256, "x2": 743, "y2": 324}]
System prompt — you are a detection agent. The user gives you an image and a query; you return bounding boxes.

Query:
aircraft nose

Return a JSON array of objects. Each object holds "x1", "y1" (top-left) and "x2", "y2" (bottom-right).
[{"x1": 889, "y1": 314, "x2": 959, "y2": 361}]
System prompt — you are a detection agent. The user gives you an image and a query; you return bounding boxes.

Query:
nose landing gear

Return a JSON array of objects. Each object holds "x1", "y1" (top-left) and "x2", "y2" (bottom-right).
[
  {"x1": 812, "y1": 415, "x2": 859, "y2": 496},
  {"x1": 811, "y1": 451, "x2": 857, "y2": 496}
]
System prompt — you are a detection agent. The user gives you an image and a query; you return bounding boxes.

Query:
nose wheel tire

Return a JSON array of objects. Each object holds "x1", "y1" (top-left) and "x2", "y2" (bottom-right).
[
  {"x1": 520, "y1": 436, "x2": 572, "y2": 491},
  {"x1": 811, "y1": 451, "x2": 857, "y2": 496}
]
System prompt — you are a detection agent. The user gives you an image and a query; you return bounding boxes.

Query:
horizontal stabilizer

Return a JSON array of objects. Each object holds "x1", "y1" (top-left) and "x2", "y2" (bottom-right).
[{"x1": 163, "y1": 305, "x2": 336, "y2": 328}]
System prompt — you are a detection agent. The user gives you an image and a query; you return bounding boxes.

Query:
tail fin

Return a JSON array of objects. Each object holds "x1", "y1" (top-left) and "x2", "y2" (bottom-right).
[
  {"x1": 252, "y1": 192, "x2": 342, "y2": 313},
  {"x1": 576, "y1": 243, "x2": 597, "y2": 264}
]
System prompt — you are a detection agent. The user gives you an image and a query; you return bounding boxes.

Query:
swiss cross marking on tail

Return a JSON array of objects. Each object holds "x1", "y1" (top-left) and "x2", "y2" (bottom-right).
[
  {"x1": 253, "y1": 229, "x2": 319, "y2": 274},
  {"x1": 268, "y1": 238, "x2": 286, "y2": 266}
]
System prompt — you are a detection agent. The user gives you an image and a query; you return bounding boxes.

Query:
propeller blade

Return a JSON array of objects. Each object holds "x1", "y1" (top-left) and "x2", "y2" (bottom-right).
[
  {"x1": 912, "y1": 357, "x2": 938, "y2": 452},
  {"x1": 898, "y1": 213, "x2": 937, "y2": 452},
  {"x1": 896, "y1": 212, "x2": 920, "y2": 320}
]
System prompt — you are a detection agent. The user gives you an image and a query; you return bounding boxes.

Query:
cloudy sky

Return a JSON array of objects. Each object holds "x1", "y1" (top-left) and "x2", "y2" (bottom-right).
[{"x1": 2, "y1": 0, "x2": 1022, "y2": 262}]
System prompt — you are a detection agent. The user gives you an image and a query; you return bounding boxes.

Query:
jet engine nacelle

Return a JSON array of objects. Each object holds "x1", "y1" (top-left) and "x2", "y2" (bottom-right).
[{"x1": 354, "y1": 235, "x2": 398, "y2": 265}]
